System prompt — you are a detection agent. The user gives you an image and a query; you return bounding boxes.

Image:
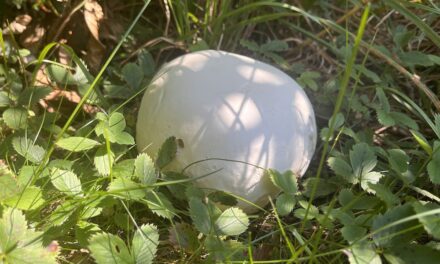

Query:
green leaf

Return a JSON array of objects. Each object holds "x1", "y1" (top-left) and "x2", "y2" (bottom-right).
[
  {"x1": 17, "y1": 86, "x2": 52, "y2": 106},
  {"x1": 3, "y1": 107, "x2": 27, "y2": 129},
  {"x1": 89, "y1": 233, "x2": 133, "y2": 264},
  {"x1": 427, "y1": 141, "x2": 440, "y2": 184},
  {"x1": 350, "y1": 143, "x2": 377, "y2": 178},
  {"x1": 0, "y1": 208, "x2": 58, "y2": 264},
  {"x1": 50, "y1": 168, "x2": 82, "y2": 196},
  {"x1": 302, "y1": 177, "x2": 339, "y2": 198},
  {"x1": 122, "y1": 63, "x2": 144, "y2": 91},
  {"x1": 276, "y1": 193, "x2": 296, "y2": 216},
  {"x1": 384, "y1": 244, "x2": 440, "y2": 264},
  {"x1": 294, "y1": 200, "x2": 319, "y2": 220},
  {"x1": 188, "y1": 197, "x2": 212, "y2": 234},
  {"x1": 112, "y1": 159, "x2": 135, "y2": 179},
  {"x1": 410, "y1": 130, "x2": 432, "y2": 155},
  {"x1": 75, "y1": 221, "x2": 101, "y2": 247},
  {"x1": 389, "y1": 112, "x2": 419, "y2": 130},
  {"x1": 4, "y1": 186, "x2": 45, "y2": 210},
  {"x1": 111, "y1": 131, "x2": 135, "y2": 145},
  {"x1": 46, "y1": 64, "x2": 77, "y2": 85},
  {"x1": 168, "y1": 223, "x2": 199, "y2": 252},
  {"x1": 372, "y1": 203, "x2": 421, "y2": 247},
  {"x1": 49, "y1": 200, "x2": 77, "y2": 226},
  {"x1": 138, "y1": 50, "x2": 156, "y2": 76},
  {"x1": 239, "y1": 39, "x2": 259, "y2": 52},
  {"x1": 214, "y1": 207, "x2": 249, "y2": 236},
  {"x1": 145, "y1": 192, "x2": 176, "y2": 219},
  {"x1": 0, "y1": 91, "x2": 11, "y2": 107},
  {"x1": 0, "y1": 165, "x2": 20, "y2": 201},
  {"x1": 376, "y1": 87, "x2": 390, "y2": 113},
  {"x1": 155, "y1": 136, "x2": 177, "y2": 169},
  {"x1": 56, "y1": 137, "x2": 100, "y2": 152},
  {"x1": 94, "y1": 146, "x2": 114, "y2": 176},
  {"x1": 368, "y1": 183, "x2": 399, "y2": 208},
  {"x1": 268, "y1": 169, "x2": 298, "y2": 194},
  {"x1": 108, "y1": 112, "x2": 126, "y2": 133},
  {"x1": 412, "y1": 201, "x2": 440, "y2": 240},
  {"x1": 387, "y1": 149, "x2": 409, "y2": 173},
  {"x1": 341, "y1": 225, "x2": 366, "y2": 244},
  {"x1": 208, "y1": 191, "x2": 238, "y2": 206},
  {"x1": 360, "y1": 171, "x2": 383, "y2": 193},
  {"x1": 348, "y1": 241, "x2": 381, "y2": 264},
  {"x1": 260, "y1": 40, "x2": 288, "y2": 52},
  {"x1": 327, "y1": 157, "x2": 354, "y2": 183},
  {"x1": 131, "y1": 224, "x2": 159, "y2": 264},
  {"x1": 108, "y1": 178, "x2": 145, "y2": 200},
  {"x1": 135, "y1": 153, "x2": 156, "y2": 185},
  {"x1": 12, "y1": 137, "x2": 46, "y2": 163},
  {"x1": 377, "y1": 109, "x2": 395, "y2": 126}
]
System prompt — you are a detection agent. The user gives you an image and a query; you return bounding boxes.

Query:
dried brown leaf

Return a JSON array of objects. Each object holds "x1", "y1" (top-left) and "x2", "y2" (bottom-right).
[
  {"x1": 84, "y1": 0, "x2": 104, "y2": 46},
  {"x1": 4, "y1": 14, "x2": 32, "y2": 34}
]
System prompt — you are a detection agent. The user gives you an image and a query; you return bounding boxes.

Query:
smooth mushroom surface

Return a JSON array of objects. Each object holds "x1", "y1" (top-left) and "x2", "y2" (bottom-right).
[{"x1": 136, "y1": 50, "x2": 317, "y2": 212}]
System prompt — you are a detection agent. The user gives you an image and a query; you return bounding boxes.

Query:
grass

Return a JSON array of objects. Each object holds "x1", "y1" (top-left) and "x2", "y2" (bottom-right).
[{"x1": 1, "y1": 0, "x2": 440, "y2": 263}]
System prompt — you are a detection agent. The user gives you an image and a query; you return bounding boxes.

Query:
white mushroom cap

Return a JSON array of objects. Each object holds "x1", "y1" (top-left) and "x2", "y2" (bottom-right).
[{"x1": 136, "y1": 50, "x2": 317, "y2": 212}]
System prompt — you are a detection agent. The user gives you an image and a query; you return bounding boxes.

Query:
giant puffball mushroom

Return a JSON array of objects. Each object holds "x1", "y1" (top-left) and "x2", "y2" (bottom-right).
[{"x1": 136, "y1": 50, "x2": 317, "y2": 212}]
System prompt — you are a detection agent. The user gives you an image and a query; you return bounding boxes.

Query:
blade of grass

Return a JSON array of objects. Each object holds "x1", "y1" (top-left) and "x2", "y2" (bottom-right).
[{"x1": 301, "y1": 2, "x2": 371, "y2": 231}]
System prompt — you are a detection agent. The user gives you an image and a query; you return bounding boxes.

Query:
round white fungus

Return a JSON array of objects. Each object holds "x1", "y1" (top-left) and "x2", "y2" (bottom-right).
[{"x1": 136, "y1": 50, "x2": 317, "y2": 212}]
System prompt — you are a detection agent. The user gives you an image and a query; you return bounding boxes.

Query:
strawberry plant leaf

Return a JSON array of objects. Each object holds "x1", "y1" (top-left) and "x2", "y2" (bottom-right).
[
  {"x1": 131, "y1": 224, "x2": 159, "y2": 264},
  {"x1": 12, "y1": 137, "x2": 46, "y2": 163},
  {"x1": 56, "y1": 137, "x2": 100, "y2": 152},
  {"x1": 3, "y1": 107, "x2": 27, "y2": 130},
  {"x1": 276, "y1": 193, "x2": 296, "y2": 216},
  {"x1": 89, "y1": 233, "x2": 133, "y2": 264},
  {"x1": 50, "y1": 168, "x2": 82, "y2": 196},
  {"x1": 269, "y1": 169, "x2": 298, "y2": 194},
  {"x1": 135, "y1": 153, "x2": 156, "y2": 185},
  {"x1": 214, "y1": 207, "x2": 249, "y2": 236}
]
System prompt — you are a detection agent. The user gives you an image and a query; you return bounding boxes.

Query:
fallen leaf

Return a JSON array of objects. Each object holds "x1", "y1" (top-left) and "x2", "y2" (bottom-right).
[
  {"x1": 4, "y1": 14, "x2": 32, "y2": 34},
  {"x1": 84, "y1": 0, "x2": 104, "y2": 46}
]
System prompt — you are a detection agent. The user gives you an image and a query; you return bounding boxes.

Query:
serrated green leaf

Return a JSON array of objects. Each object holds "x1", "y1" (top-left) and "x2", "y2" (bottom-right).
[
  {"x1": 49, "y1": 200, "x2": 77, "y2": 226},
  {"x1": 4, "y1": 186, "x2": 45, "y2": 210},
  {"x1": 360, "y1": 171, "x2": 383, "y2": 193},
  {"x1": 387, "y1": 149, "x2": 409, "y2": 173},
  {"x1": 89, "y1": 233, "x2": 133, "y2": 264},
  {"x1": 427, "y1": 141, "x2": 440, "y2": 184},
  {"x1": 0, "y1": 91, "x2": 11, "y2": 107},
  {"x1": 56, "y1": 137, "x2": 100, "y2": 152},
  {"x1": 75, "y1": 221, "x2": 101, "y2": 247},
  {"x1": 376, "y1": 87, "x2": 390, "y2": 113},
  {"x1": 341, "y1": 225, "x2": 367, "y2": 244},
  {"x1": 94, "y1": 146, "x2": 114, "y2": 176},
  {"x1": 145, "y1": 192, "x2": 176, "y2": 219},
  {"x1": 188, "y1": 197, "x2": 212, "y2": 234},
  {"x1": 111, "y1": 131, "x2": 135, "y2": 145},
  {"x1": 276, "y1": 193, "x2": 296, "y2": 216},
  {"x1": 135, "y1": 153, "x2": 156, "y2": 185},
  {"x1": 131, "y1": 224, "x2": 159, "y2": 264},
  {"x1": 17, "y1": 86, "x2": 52, "y2": 106},
  {"x1": 294, "y1": 201, "x2": 319, "y2": 220},
  {"x1": 0, "y1": 165, "x2": 20, "y2": 201},
  {"x1": 112, "y1": 159, "x2": 135, "y2": 179},
  {"x1": 372, "y1": 203, "x2": 421, "y2": 247},
  {"x1": 108, "y1": 112, "x2": 125, "y2": 133},
  {"x1": 0, "y1": 208, "x2": 58, "y2": 264},
  {"x1": 268, "y1": 169, "x2": 298, "y2": 194},
  {"x1": 215, "y1": 207, "x2": 249, "y2": 236},
  {"x1": 412, "y1": 202, "x2": 440, "y2": 240},
  {"x1": 328, "y1": 157, "x2": 354, "y2": 183},
  {"x1": 50, "y1": 168, "x2": 82, "y2": 196},
  {"x1": 46, "y1": 64, "x2": 77, "y2": 85},
  {"x1": 12, "y1": 137, "x2": 46, "y2": 163},
  {"x1": 384, "y1": 244, "x2": 440, "y2": 264},
  {"x1": 350, "y1": 143, "x2": 377, "y2": 178},
  {"x1": 348, "y1": 241, "x2": 381, "y2": 264},
  {"x1": 155, "y1": 136, "x2": 177, "y2": 169},
  {"x1": 302, "y1": 177, "x2": 339, "y2": 198},
  {"x1": 108, "y1": 178, "x2": 145, "y2": 200},
  {"x1": 377, "y1": 109, "x2": 395, "y2": 126},
  {"x1": 368, "y1": 183, "x2": 399, "y2": 208},
  {"x1": 169, "y1": 222, "x2": 199, "y2": 252},
  {"x1": 122, "y1": 63, "x2": 144, "y2": 91},
  {"x1": 3, "y1": 107, "x2": 27, "y2": 129},
  {"x1": 389, "y1": 112, "x2": 419, "y2": 130}
]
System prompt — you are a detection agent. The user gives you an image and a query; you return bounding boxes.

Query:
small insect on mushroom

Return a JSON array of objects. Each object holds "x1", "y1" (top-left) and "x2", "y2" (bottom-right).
[{"x1": 136, "y1": 50, "x2": 317, "y2": 212}]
